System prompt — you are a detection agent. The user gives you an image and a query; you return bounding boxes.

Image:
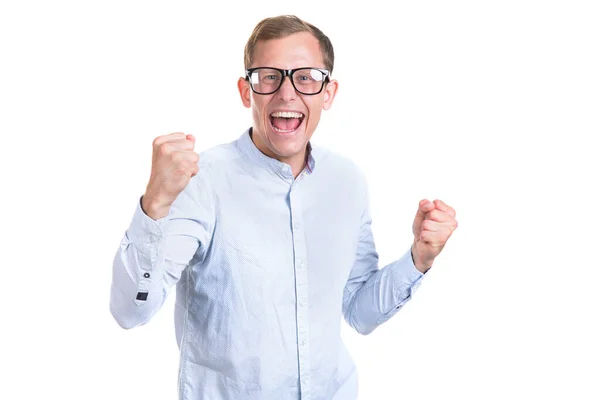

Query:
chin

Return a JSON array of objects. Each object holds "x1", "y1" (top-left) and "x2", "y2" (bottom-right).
[{"x1": 269, "y1": 139, "x2": 307, "y2": 159}]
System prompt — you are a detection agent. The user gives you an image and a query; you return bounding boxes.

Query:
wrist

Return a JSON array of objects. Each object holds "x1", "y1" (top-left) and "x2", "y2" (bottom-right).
[
  {"x1": 411, "y1": 242, "x2": 433, "y2": 274},
  {"x1": 141, "y1": 193, "x2": 172, "y2": 220}
]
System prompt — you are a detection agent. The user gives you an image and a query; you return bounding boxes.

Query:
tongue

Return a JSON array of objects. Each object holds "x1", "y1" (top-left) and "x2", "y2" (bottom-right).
[{"x1": 272, "y1": 117, "x2": 301, "y2": 131}]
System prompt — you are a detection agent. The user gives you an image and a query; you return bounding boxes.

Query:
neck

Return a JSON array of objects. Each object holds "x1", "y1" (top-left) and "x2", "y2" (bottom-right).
[{"x1": 250, "y1": 129, "x2": 308, "y2": 178}]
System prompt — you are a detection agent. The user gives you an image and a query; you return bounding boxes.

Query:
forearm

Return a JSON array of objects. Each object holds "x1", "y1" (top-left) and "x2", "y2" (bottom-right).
[
  {"x1": 343, "y1": 248, "x2": 425, "y2": 335},
  {"x1": 109, "y1": 197, "x2": 199, "y2": 329}
]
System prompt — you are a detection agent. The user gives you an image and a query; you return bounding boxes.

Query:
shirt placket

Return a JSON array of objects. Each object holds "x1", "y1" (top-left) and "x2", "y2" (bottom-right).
[{"x1": 290, "y1": 179, "x2": 311, "y2": 399}]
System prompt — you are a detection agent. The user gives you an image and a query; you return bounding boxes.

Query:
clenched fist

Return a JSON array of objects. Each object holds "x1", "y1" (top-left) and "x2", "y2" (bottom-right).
[
  {"x1": 141, "y1": 132, "x2": 199, "y2": 220},
  {"x1": 411, "y1": 199, "x2": 458, "y2": 273}
]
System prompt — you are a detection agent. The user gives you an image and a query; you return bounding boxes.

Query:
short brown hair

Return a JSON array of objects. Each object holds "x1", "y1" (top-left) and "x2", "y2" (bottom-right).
[{"x1": 244, "y1": 15, "x2": 335, "y2": 73}]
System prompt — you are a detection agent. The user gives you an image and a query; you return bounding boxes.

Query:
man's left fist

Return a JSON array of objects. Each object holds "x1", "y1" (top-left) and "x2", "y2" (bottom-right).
[{"x1": 411, "y1": 199, "x2": 458, "y2": 273}]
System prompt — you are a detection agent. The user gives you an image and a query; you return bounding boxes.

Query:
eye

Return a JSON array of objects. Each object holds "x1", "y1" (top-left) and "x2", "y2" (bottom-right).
[{"x1": 295, "y1": 73, "x2": 315, "y2": 83}]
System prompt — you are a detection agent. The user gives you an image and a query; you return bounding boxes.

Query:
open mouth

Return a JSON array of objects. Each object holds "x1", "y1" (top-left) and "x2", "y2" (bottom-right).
[{"x1": 269, "y1": 111, "x2": 305, "y2": 134}]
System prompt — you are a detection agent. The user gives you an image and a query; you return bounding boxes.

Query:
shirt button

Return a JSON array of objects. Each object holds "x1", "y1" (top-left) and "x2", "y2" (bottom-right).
[{"x1": 143, "y1": 272, "x2": 150, "y2": 278}]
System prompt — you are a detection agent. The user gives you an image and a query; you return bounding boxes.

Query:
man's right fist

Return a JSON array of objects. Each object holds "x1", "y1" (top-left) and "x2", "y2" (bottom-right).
[{"x1": 141, "y1": 132, "x2": 199, "y2": 220}]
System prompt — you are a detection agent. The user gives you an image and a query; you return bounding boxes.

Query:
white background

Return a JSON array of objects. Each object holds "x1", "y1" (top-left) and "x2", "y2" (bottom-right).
[{"x1": 1, "y1": 0, "x2": 599, "y2": 399}]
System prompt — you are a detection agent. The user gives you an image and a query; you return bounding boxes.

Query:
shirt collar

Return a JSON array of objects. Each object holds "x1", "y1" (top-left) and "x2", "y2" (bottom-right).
[{"x1": 237, "y1": 127, "x2": 316, "y2": 179}]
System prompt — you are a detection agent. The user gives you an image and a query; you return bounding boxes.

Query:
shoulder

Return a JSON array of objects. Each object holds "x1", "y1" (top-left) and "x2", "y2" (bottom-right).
[
  {"x1": 312, "y1": 143, "x2": 367, "y2": 187},
  {"x1": 185, "y1": 136, "x2": 244, "y2": 197},
  {"x1": 196, "y1": 138, "x2": 242, "y2": 171}
]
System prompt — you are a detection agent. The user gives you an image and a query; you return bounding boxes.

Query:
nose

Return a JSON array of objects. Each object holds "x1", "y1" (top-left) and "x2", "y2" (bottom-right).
[{"x1": 277, "y1": 76, "x2": 297, "y2": 102}]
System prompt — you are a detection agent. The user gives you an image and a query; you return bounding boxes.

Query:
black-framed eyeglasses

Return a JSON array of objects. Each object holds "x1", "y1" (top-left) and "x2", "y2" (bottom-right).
[{"x1": 245, "y1": 67, "x2": 330, "y2": 95}]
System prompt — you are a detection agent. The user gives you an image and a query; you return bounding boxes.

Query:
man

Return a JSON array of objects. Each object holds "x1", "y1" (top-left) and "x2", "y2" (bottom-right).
[{"x1": 110, "y1": 14, "x2": 457, "y2": 400}]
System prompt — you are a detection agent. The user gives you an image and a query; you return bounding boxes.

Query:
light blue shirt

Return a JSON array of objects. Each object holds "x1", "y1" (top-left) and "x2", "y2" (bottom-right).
[{"x1": 110, "y1": 128, "x2": 426, "y2": 400}]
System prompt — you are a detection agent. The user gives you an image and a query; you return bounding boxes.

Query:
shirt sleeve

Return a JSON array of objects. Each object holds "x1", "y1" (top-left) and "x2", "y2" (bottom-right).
[
  {"x1": 341, "y1": 177, "x2": 426, "y2": 335},
  {"x1": 109, "y1": 170, "x2": 215, "y2": 329}
]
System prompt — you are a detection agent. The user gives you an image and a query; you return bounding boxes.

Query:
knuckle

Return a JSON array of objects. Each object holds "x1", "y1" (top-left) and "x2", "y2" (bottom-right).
[
  {"x1": 177, "y1": 160, "x2": 194, "y2": 174},
  {"x1": 171, "y1": 151, "x2": 183, "y2": 163},
  {"x1": 152, "y1": 136, "x2": 164, "y2": 148},
  {"x1": 181, "y1": 151, "x2": 198, "y2": 164},
  {"x1": 429, "y1": 209, "x2": 441, "y2": 221},
  {"x1": 175, "y1": 163, "x2": 188, "y2": 175},
  {"x1": 158, "y1": 143, "x2": 173, "y2": 156}
]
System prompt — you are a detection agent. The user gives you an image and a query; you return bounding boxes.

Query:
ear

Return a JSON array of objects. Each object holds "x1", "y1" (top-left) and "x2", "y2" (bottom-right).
[
  {"x1": 322, "y1": 79, "x2": 339, "y2": 110},
  {"x1": 238, "y1": 77, "x2": 251, "y2": 108}
]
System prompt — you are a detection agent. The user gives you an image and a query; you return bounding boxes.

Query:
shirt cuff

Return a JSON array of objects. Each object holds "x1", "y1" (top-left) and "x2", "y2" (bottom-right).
[
  {"x1": 126, "y1": 195, "x2": 169, "y2": 245},
  {"x1": 122, "y1": 196, "x2": 170, "y2": 304},
  {"x1": 396, "y1": 248, "x2": 425, "y2": 304},
  {"x1": 398, "y1": 247, "x2": 426, "y2": 283}
]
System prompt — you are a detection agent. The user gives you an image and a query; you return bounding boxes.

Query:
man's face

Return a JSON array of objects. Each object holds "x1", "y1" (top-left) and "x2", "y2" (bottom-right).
[{"x1": 238, "y1": 31, "x2": 338, "y2": 164}]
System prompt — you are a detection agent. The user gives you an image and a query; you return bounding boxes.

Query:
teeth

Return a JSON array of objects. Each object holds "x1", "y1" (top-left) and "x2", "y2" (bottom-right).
[
  {"x1": 270, "y1": 111, "x2": 304, "y2": 118},
  {"x1": 272, "y1": 126, "x2": 294, "y2": 133}
]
